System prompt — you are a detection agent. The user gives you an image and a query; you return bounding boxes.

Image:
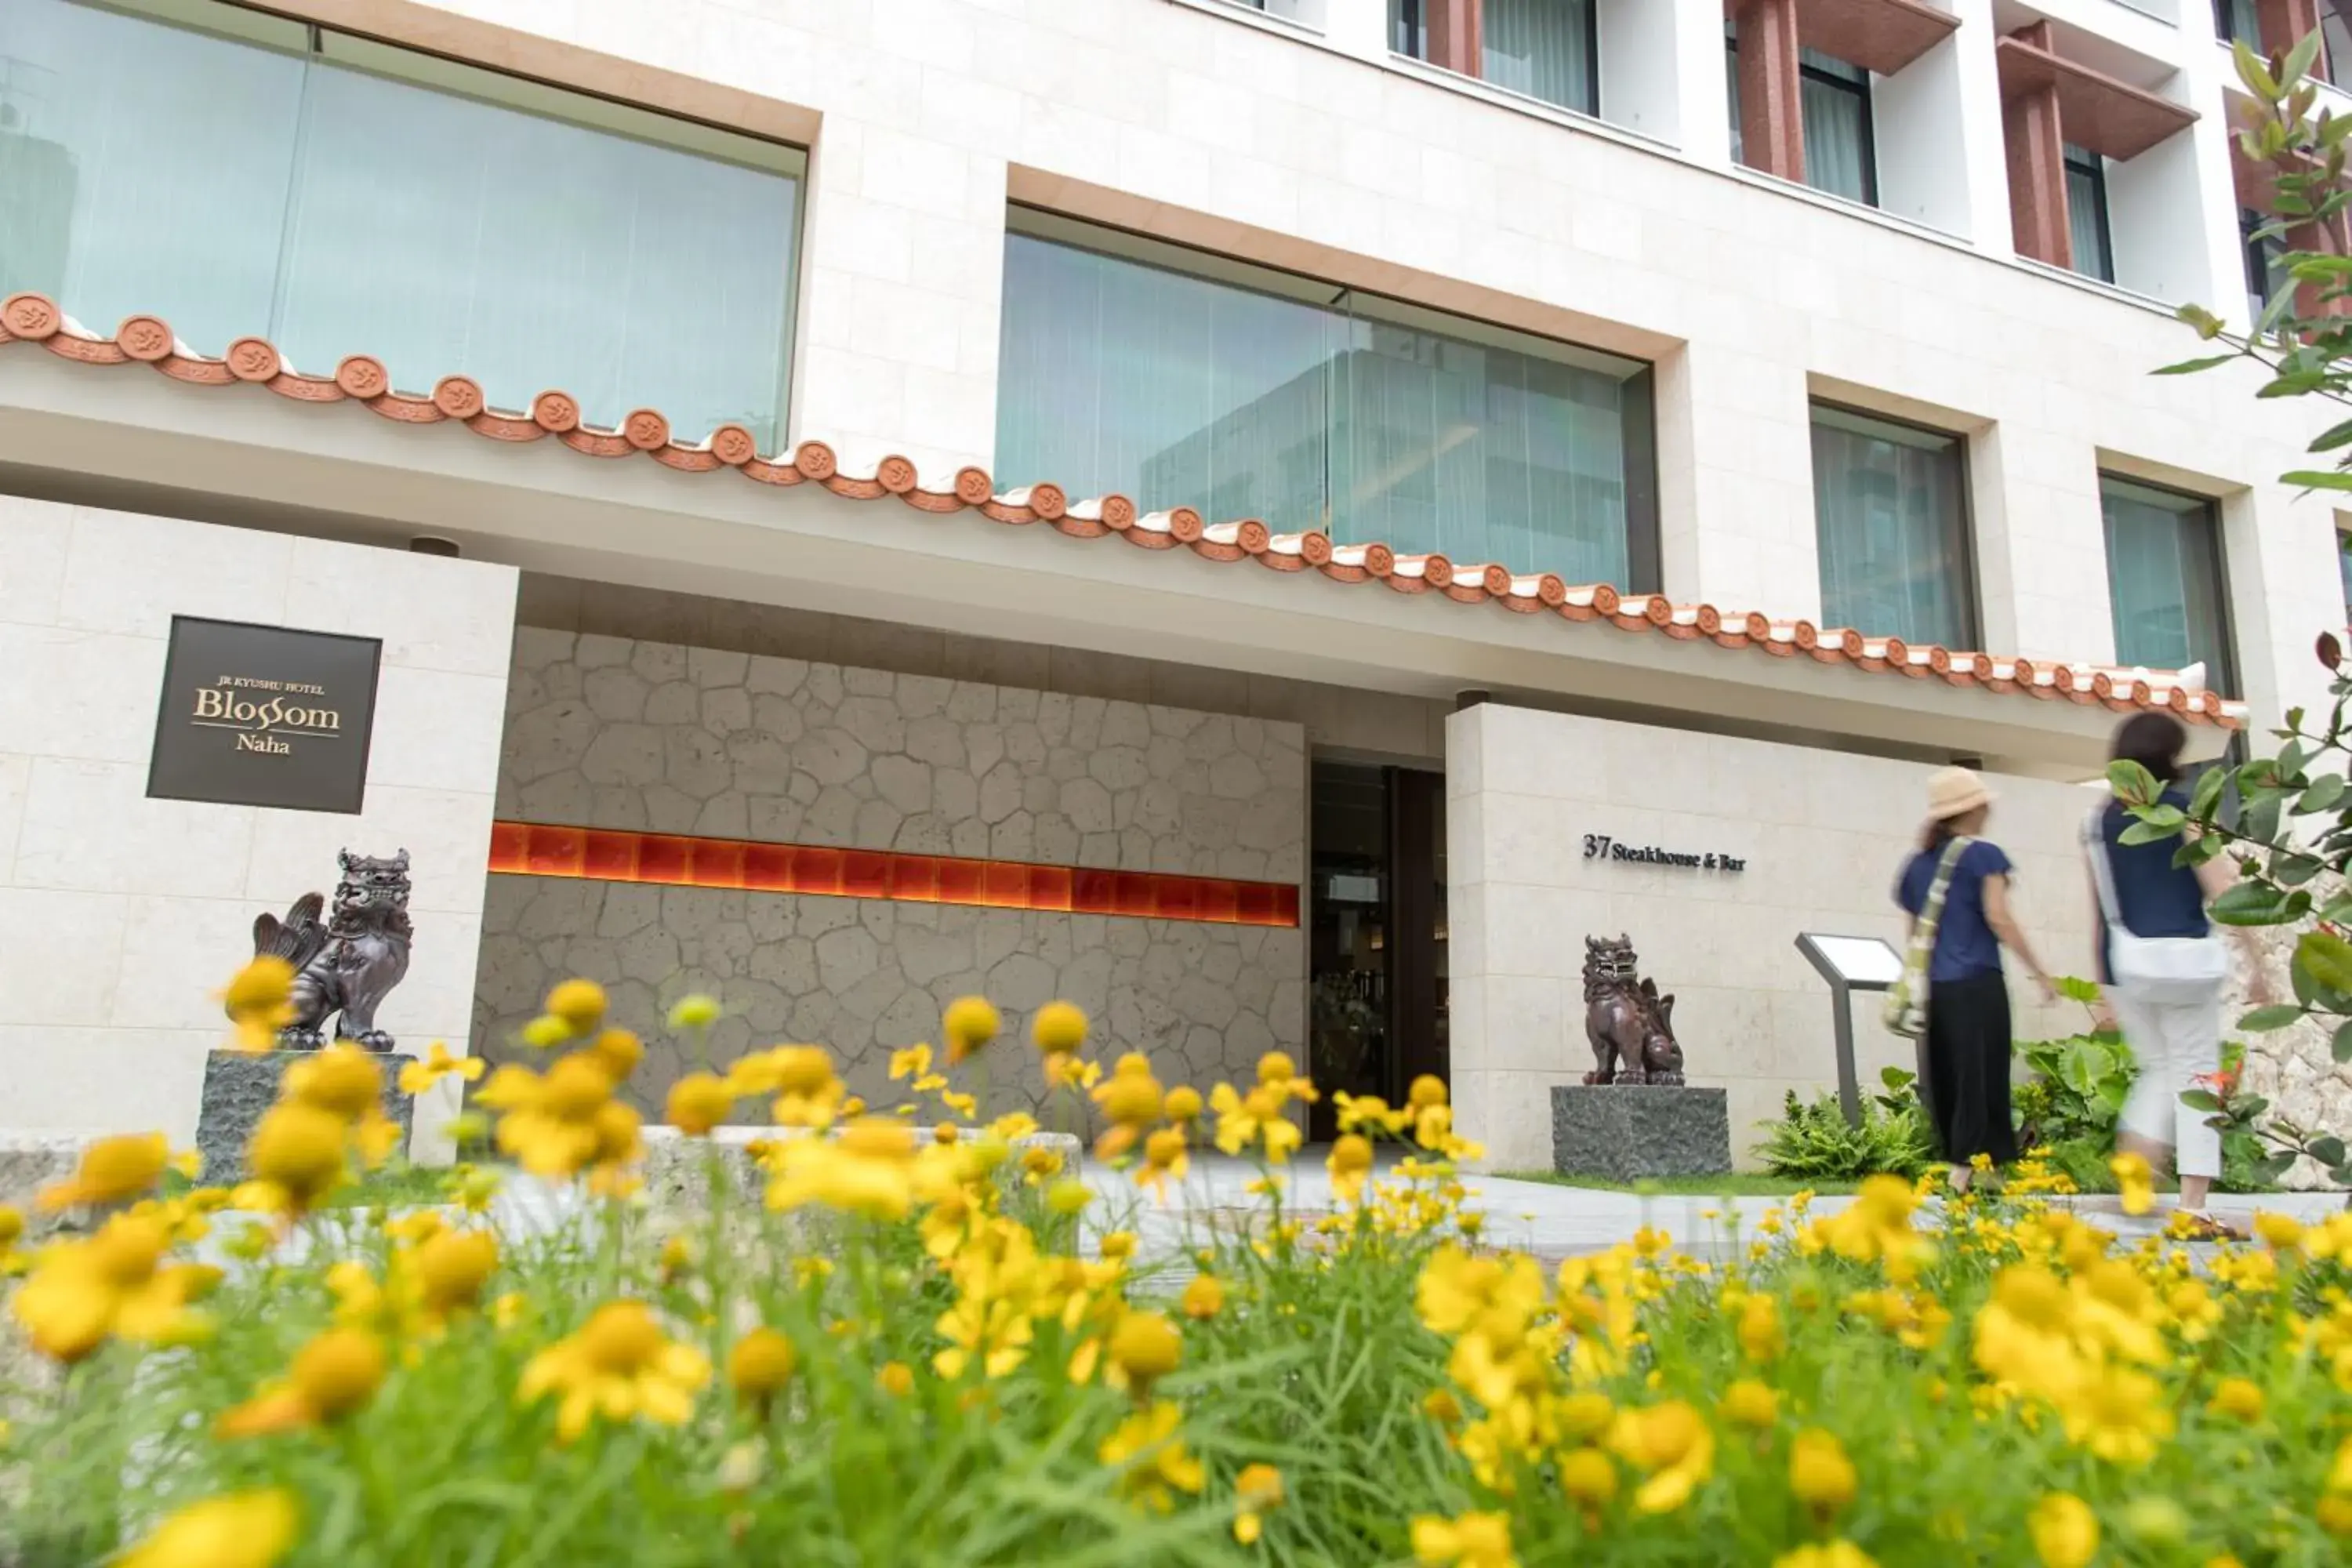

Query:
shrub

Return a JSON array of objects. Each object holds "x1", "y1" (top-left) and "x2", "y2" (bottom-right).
[{"x1": 1752, "y1": 1075, "x2": 1933, "y2": 1182}]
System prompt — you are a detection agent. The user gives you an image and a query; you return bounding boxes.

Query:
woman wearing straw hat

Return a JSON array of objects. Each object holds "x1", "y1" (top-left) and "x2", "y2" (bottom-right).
[{"x1": 1894, "y1": 766, "x2": 2058, "y2": 1192}]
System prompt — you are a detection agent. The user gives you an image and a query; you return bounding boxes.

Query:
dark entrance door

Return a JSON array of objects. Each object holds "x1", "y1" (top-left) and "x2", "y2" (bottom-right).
[{"x1": 1307, "y1": 760, "x2": 1447, "y2": 1140}]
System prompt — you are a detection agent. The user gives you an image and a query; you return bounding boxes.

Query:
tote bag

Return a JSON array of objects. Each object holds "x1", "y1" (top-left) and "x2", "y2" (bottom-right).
[
  {"x1": 1884, "y1": 836, "x2": 1970, "y2": 1040},
  {"x1": 2082, "y1": 806, "x2": 2227, "y2": 1004}
]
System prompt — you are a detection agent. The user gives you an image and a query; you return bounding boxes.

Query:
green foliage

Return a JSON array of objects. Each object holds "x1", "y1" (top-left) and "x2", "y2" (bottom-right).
[
  {"x1": 2012, "y1": 1018, "x2": 2134, "y2": 1149},
  {"x1": 1753, "y1": 1071, "x2": 1933, "y2": 1181}
]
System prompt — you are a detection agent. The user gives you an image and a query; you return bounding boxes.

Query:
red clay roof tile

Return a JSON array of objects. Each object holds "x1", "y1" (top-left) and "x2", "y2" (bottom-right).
[{"x1": 0, "y1": 292, "x2": 2241, "y2": 729}]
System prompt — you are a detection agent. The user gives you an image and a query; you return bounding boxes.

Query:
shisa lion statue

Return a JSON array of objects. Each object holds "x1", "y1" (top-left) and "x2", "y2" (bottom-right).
[
  {"x1": 238, "y1": 850, "x2": 414, "y2": 1052},
  {"x1": 1582, "y1": 933, "x2": 1686, "y2": 1086}
]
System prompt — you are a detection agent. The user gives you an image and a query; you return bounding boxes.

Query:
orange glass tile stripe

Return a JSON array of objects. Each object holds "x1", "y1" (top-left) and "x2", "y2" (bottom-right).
[{"x1": 487, "y1": 821, "x2": 1301, "y2": 928}]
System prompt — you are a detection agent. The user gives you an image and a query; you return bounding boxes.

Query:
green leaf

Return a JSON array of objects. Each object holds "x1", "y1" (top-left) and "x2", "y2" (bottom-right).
[
  {"x1": 2336, "y1": 1017, "x2": 2352, "y2": 1062},
  {"x1": 2297, "y1": 928, "x2": 2352, "y2": 994},
  {"x1": 2303, "y1": 774, "x2": 2350, "y2": 814},
  {"x1": 2211, "y1": 880, "x2": 2292, "y2": 925},
  {"x1": 2107, "y1": 759, "x2": 2161, "y2": 807},
  {"x1": 2237, "y1": 1004, "x2": 2308, "y2": 1033},
  {"x1": 2190, "y1": 764, "x2": 2229, "y2": 820},
  {"x1": 2280, "y1": 469, "x2": 2352, "y2": 491},
  {"x1": 2311, "y1": 1134, "x2": 2348, "y2": 1167},
  {"x1": 2262, "y1": 1150, "x2": 2301, "y2": 1181},
  {"x1": 2118, "y1": 819, "x2": 2184, "y2": 846},
  {"x1": 2285, "y1": 27, "x2": 2325, "y2": 96},
  {"x1": 2153, "y1": 354, "x2": 2241, "y2": 376},
  {"x1": 2055, "y1": 975, "x2": 2103, "y2": 1005},
  {"x1": 2180, "y1": 1088, "x2": 2225, "y2": 1113}
]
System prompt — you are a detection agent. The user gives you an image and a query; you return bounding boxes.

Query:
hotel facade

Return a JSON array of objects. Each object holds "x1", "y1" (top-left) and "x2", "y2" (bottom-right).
[{"x1": 0, "y1": 0, "x2": 2340, "y2": 1168}]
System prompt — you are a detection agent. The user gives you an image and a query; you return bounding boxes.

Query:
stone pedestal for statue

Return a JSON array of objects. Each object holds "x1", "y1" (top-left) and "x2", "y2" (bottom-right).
[
  {"x1": 1552, "y1": 1084, "x2": 1731, "y2": 1182},
  {"x1": 194, "y1": 1050, "x2": 416, "y2": 1182}
]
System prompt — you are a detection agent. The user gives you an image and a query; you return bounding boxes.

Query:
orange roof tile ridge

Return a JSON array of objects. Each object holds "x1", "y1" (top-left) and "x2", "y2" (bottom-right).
[{"x1": 0, "y1": 292, "x2": 2242, "y2": 730}]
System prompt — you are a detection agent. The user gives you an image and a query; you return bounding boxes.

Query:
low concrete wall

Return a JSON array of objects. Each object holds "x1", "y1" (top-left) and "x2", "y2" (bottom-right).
[{"x1": 1447, "y1": 702, "x2": 2102, "y2": 1171}]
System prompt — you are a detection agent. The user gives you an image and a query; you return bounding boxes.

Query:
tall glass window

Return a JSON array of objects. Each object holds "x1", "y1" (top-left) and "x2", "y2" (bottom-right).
[
  {"x1": 2064, "y1": 145, "x2": 2115, "y2": 284},
  {"x1": 2241, "y1": 209, "x2": 2288, "y2": 325},
  {"x1": 1810, "y1": 405, "x2": 1976, "y2": 648},
  {"x1": 996, "y1": 215, "x2": 1658, "y2": 589},
  {"x1": 2213, "y1": 0, "x2": 2263, "y2": 47},
  {"x1": 2100, "y1": 477, "x2": 2236, "y2": 692},
  {"x1": 1724, "y1": 27, "x2": 1876, "y2": 205},
  {"x1": 0, "y1": 0, "x2": 803, "y2": 446},
  {"x1": 2327, "y1": 2, "x2": 2352, "y2": 92},
  {"x1": 1798, "y1": 51, "x2": 1875, "y2": 205}
]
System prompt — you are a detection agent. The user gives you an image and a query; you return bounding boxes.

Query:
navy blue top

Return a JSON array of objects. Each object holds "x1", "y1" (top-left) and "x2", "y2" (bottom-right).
[
  {"x1": 2094, "y1": 787, "x2": 2209, "y2": 980},
  {"x1": 1894, "y1": 837, "x2": 2013, "y2": 984}
]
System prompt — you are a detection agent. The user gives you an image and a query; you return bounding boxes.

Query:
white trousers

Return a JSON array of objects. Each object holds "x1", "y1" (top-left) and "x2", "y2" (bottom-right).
[{"x1": 2109, "y1": 981, "x2": 2224, "y2": 1180}]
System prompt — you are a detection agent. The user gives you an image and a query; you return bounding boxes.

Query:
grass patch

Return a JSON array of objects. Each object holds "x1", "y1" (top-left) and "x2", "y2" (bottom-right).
[{"x1": 1492, "y1": 1171, "x2": 1860, "y2": 1196}]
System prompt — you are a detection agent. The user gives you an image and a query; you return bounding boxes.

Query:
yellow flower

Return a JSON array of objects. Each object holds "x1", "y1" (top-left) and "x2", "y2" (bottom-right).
[
  {"x1": 1031, "y1": 999, "x2": 1088, "y2": 1054},
  {"x1": 943, "y1": 996, "x2": 1000, "y2": 1063},
  {"x1": 520, "y1": 1014, "x2": 572, "y2": 1049},
  {"x1": 728, "y1": 1326, "x2": 797, "y2": 1413},
  {"x1": 218, "y1": 1327, "x2": 387, "y2": 1437},
  {"x1": 1098, "y1": 1400, "x2": 1206, "y2": 1512},
  {"x1": 1209, "y1": 1081, "x2": 1302, "y2": 1163},
  {"x1": 9, "y1": 1214, "x2": 205, "y2": 1363},
  {"x1": 2110, "y1": 1151, "x2": 2154, "y2": 1216},
  {"x1": 664, "y1": 1072, "x2": 735, "y2": 1136},
  {"x1": 38, "y1": 1132, "x2": 167, "y2": 1210},
  {"x1": 1020, "y1": 1146, "x2": 1065, "y2": 1185},
  {"x1": 1559, "y1": 1446, "x2": 1617, "y2": 1515},
  {"x1": 243, "y1": 1103, "x2": 350, "y2": 1213},
  {"x1": 517, "y1": 1301, "x2": 710, "y2": 1443},
  {"x1": 586, "y1": 1027, "x2": 644, "y2": 1080},
  {"x1": 1737, "y1": 1292, "x2": 1785, "y2": 1363},
  {"x1": 1328, "y1": 1134, "x2": 1375, "y2": 1204},
  {"x1": 1094, "y1": 1054, "x2": 1165, "y2": 1129},
  {"x1": 1410, "y1": 1510, "x2": 1515, "y2": 1568},
  {"x1": 284, "y1": 1044, "x2": 383, "y2": 1122},
  {"x1": 546, "y1": 978, "x2": 608, "y2": 1032},
  {"x1": 118, "y1": 1490, "x2": 297, "y2": 1568},
  {"x1": 1789, "y1": 1428, "x2": 1857, "y2": 1522},
  {"x1": 2029, "y1": 1493, "x2": 2099, "y2": 1568},
  {"x1": 877, "y1": 1359, "x2": 915, "y2": 1396},
  {"x1": 1107, "y1": 1310, "x2": 1182, "y2": 1398},
  {"x1": 397, "y1": 1041, "x2": 485, "y2": 1095},
  {"x1": 1166, "y1": 1085, "x2": 1203, "y2": 1122},
  {"x1": 888, "y1": 1043, "x2": 934, "y2": 1082},
  {"x1": 2254, "y1": 1211, "x2": 2304, "y2": 1251},
  {"x1": 1181, "y1": 1273, "x2": 1225, "y2": 1320},
  {"x1": 413, "y1": 1228, "x2": 498, "y2": 1319},
  {"x1": 1774, "y1": 1544, "x2": 1880, "y2": 1568},
  {"x1": 222, "y1": 956, "x2": 296, "y2": 1053},
  {"x1": 1233, "y1": 1461, "x2": 1283, "y2": 1544},
  {"x1": 764, "y1": 1119, "x2": 918, "y2": 1219},
  {"x1": 1045, "y1": 1178, "x2": 1092, "y2": 1216},
  {"x1": 665, "y1": 993, "x2": 720, "y2": 1031},
  {"x1": 1608, "y1": 1400, "x2": 1715, "y2": 1514},
  {"x1": 1719, "y1": 1377, "x2": 1779, "y2": 1429},
  {"x1": 2206, "y1": 1377, "x2": 2264, "y2": 1422},
  {"x1": 2058, "y1": 1364, "x2": 2173, "y2": 1466}
]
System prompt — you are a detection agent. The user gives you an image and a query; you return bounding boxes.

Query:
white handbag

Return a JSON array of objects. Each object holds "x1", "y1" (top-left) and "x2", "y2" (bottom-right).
[{"x1": 2083, "y1": 805, "x2": 2228, "y2": 1004}]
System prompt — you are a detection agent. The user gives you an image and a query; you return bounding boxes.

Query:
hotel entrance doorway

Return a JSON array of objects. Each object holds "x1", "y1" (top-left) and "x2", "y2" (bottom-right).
[{"x1": 1306, "y1": 760, "x2": 1447, "y2": 1141}]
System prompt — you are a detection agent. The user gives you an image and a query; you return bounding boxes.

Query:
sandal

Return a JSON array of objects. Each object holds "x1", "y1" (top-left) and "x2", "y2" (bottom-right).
[{"x1": 2167, "y1": 1210, "x2": 2245, "y2": 1243}]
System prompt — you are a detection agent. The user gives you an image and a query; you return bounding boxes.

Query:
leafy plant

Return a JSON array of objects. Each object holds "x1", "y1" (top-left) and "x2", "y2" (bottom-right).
[{"x1": 1754, "y1": 1074, "x2": 1933, "y2": 1181}]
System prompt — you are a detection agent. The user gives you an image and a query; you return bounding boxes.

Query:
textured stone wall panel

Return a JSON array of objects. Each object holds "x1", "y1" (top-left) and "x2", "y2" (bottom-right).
[{"x1": 477, "y1": 629, "x2": 1306, "y2": 1114}]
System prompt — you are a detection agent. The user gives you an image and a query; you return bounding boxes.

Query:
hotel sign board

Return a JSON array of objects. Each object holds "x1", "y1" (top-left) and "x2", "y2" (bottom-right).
[{"x1": 147, "y1": 616, "x2": 383, "y2": 815}]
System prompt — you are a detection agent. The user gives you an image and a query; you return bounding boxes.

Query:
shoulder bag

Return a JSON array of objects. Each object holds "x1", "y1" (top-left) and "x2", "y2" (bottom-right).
[
  {"x1": 1885, "y1": 835, "x2": 1971, "y2": 1040},
  {"x1": 2083, "y1": 805, "x2": 2227, "y2": 1004}
]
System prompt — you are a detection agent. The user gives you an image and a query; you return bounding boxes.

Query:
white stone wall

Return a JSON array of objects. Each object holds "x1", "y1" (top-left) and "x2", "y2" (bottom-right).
[
  {"x1": 1446, "y1": 702, "x2": 2103, "y2": 1171},
  {"x1": 0, "y1": 495, "x2": 516, "y2": 1150},
  {"x1": 474, "y1": 627, "x2": 1307, "y2": 1109}
]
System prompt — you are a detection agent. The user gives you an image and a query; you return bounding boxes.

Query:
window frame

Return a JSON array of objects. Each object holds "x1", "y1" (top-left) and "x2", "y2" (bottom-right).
[
  {"x1": 999, "y1": 204, "x2": 1664, "y2": 593},
  {"x1": 2096, "y1": 473, "x2": 2240, "y2": 698},
  {"x1": 2063, "y1": 143, "x2": 2116, "y2": 285},
  {"x1": 2241, "y1": 208, "x2": 2288, "y2": 325},
  {"x1": 1807, "y1": 399, "x2": 1982, "y2": 651},
  {"x1": 1797, "y1": 49, "x2": 1878, "y2": 208}
]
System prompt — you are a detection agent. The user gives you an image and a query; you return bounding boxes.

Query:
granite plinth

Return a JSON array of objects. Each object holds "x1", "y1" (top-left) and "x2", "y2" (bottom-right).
[
  {"x1": 1552, "y1": 1084, "x2": 1732, "y2": 1182},
  {"x1": 194, "y1": 1049, "x2": 416, "y2": 1181}
]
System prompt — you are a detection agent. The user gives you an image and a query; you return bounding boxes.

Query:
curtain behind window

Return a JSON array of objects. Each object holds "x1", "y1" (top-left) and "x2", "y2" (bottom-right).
[
  {"x1": 1811, "y1": 407, "x2": 1973, "y2": 648},
  {"x1": 1482, "y1": 0, "x2": 1595, "y2": 114},
  {"x1": 2101, "y1": 477, "x2": 2234, "y2": 691},
  {"x1": 996, "y1": 230, "x2": 1648, "y2": 587},
  {"x1": 2064, "y1": 149, "x2": 2113, "y2": 283},
  {"x1": 1798, "y1": 52, "x2": 1871, "y2": 203}
]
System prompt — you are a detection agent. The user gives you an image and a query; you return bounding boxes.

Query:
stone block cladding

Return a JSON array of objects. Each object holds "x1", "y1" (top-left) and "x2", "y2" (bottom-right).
[{"x1": 474, "y1": 628, "x2": 1306, "y2": 1116}]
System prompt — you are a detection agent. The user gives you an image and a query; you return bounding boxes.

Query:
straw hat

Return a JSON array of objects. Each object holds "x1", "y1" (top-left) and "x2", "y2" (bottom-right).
[{"x1": 1924, "y1": 765, "x2": 1994, "y2": 822}]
